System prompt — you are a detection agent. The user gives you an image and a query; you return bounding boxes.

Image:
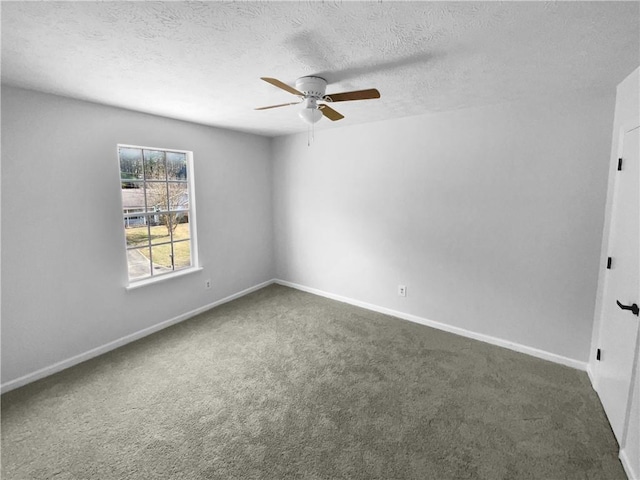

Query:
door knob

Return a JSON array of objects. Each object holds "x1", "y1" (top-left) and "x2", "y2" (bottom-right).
[{"x1": 616, "y1": 300, "x2": 639, "y2": 316}]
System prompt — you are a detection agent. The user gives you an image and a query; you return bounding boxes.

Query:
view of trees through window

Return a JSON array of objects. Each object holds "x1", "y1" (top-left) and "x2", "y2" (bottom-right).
[{"x1": 119, "y1": 146, "x2": 194, "y2": 282}]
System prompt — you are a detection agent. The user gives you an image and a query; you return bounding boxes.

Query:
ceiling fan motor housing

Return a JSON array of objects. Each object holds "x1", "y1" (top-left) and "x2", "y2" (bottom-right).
[{"x1": 295, "y1": 76, "x2": 327, "y2": 99}]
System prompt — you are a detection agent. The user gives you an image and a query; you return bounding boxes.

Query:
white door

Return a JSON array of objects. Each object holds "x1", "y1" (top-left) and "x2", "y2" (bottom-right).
[{"x1": 596, "y1": 124, "x2": 640, "y2": 442}]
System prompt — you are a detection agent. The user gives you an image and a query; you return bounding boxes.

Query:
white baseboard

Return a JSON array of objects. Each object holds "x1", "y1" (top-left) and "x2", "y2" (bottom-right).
[
  {"x1": 2, "y1": 278, "x2": 588, "y2": 394},
  {"x1": 275, "y1": 279, "x2": 588, "y2": 372},
  {"x1": 586, "y1": 363, "x2": 598, "y2": 391},
  {"x1": 620, "y1": 448, "x2": 639, "y2": 480},
  {"x1": 1, "y1": 279, "x2": 275, "y2": 394}
]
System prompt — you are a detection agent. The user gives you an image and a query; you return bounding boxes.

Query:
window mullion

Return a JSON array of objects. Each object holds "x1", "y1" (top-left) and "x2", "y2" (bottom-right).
[
  {"x1": 163, "y1": 151, "x2": 175, "y2": 270},
  {"x1": 141, "y1": 149, "x2": 154, "y2": 276}
]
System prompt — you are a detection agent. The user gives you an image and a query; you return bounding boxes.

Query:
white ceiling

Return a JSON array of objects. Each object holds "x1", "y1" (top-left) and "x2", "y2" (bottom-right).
[{"x1": 2, "y1": 1, "x2": 638, "y2": 137}]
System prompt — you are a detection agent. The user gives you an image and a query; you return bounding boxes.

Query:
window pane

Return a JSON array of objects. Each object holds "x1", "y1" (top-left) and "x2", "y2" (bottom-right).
[
  {"x1": 145, "y1": 182, "x2": 168, "y2": 211},
  {"x1": 148, "y1": 223, "x2": 172, "y2": 246},
  {"x1": 167, "y1": 152, "x2": 187, "y2": 181},
  {"x1": 150, "y1": 244, "x2": 175, "y2": 271},
  {"x1": 127, "y1": 247, "x2": 151, "y2": 280},
  {"x1": 120, "y1": 148, "x2": 143, "y2": 187},
  {"x1": 125, "y1": 224, "x2": 150, "y2": 247},
  {"x1": 143, "y1": 149, "x2": 166, "y2": 180},
  {"x1": 168, "y1": 182, "x2": 189, "y2": 210},
  {"x1": 122, "y1": 188, "x2": 151, "y2": 218},
  {"x1": 172, "y1": 216, "x2": 190, "y2": 243},
  {"x1": 173, "y1": 240, "x2": 191, "y2": 269}
]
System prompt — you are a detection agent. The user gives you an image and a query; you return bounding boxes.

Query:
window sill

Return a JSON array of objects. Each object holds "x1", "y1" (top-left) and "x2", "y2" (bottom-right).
[{"x1": 125, "y1": 266, "x2": 203, "y2": 291}]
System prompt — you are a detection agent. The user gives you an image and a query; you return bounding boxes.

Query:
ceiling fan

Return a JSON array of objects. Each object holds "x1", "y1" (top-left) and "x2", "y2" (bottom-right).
[{"x1": 255, "y1": 76, "x2": 380, "y2": 124}]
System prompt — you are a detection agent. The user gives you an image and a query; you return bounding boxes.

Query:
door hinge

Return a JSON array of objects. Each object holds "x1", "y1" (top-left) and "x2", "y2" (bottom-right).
[
  {"x1": 596, "y1": 348, "x2": 601, "y2": 361},
  {"x1": 618, "y1": 158, "x2": 623, "y2": 171},
  {"x1": 607, "y1": 257, "x2": 612, "y2": 269}
]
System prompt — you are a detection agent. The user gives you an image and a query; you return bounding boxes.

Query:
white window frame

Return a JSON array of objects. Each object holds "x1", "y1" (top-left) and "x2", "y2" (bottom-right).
[{"x1": 118, "y1": 144, "x2": 200, "y2": 289}]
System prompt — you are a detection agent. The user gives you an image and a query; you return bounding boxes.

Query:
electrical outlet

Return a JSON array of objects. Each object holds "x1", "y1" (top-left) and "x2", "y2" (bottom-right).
[
  {"x1": 205, "y1": 279, "x2": 211, "y2": 289},
  {"x1": 398, "y1": 285, "x2": 407, "y2": 297}
]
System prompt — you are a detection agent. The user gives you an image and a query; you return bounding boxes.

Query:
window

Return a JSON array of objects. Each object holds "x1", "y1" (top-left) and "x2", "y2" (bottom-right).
[{"x1": 118, "y1": 145, "x2": 198, "y2": 284}]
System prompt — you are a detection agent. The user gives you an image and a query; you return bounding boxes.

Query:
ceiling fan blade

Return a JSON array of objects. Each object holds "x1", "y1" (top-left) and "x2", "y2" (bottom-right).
[
  {"x1": 254, "y1": 101, "x2": 301, "y2": 111},
  {"x1": 260, "y1": 77, "x2": 303, "y2": 96},
  {"x1": 319, "y1": 104, "x2": 344, "y2": 121},
  {"x1": 324, "y1": 88, "x2": 380, "y2": 103}
]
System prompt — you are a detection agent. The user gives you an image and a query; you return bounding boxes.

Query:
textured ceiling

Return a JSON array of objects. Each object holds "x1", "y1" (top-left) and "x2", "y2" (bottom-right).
[{"x1": 2, "y1": 1, "x2": 638, "y2": 137}]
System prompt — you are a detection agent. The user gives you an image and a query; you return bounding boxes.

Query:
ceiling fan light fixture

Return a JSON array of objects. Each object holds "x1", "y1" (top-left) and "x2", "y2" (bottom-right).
[
  {"x1": 299, "y1": 106, "x2": 323, "y2": 124},
  {"x1": 256, "y1": 75, "x2": 380, "y2": 127}
]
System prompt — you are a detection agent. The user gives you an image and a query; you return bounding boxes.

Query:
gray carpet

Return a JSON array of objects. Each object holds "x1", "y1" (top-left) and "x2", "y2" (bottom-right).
[{"x1": 1, "y1": 285, "x2": 625, "y2": 479}]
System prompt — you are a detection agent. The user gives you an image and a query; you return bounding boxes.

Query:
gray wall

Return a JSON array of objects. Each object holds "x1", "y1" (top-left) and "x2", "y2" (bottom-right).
[
  {"x1": 1, "y1": 85, "x2": 617, "y2": 387},
  {"x1": 1, "y1": 86, "x2": 274, "y2": 384},
  {"x1": 273, "y1": 94, "x2": 615, "y2": 363}
]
